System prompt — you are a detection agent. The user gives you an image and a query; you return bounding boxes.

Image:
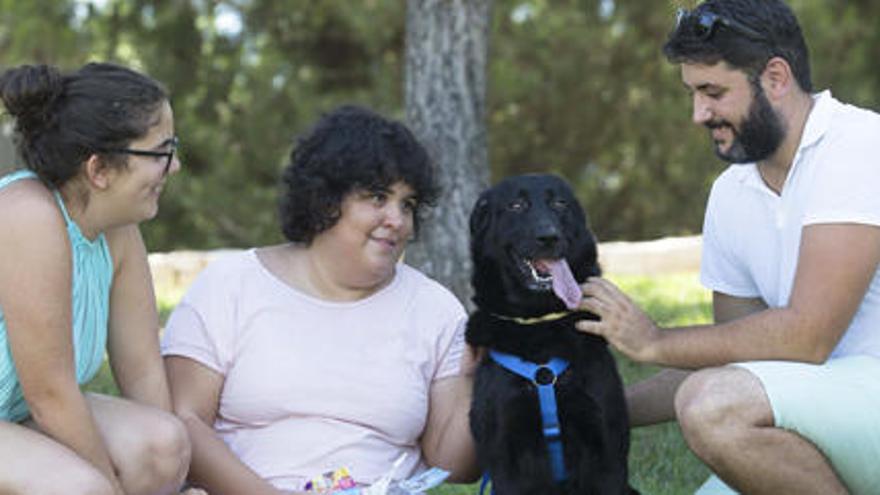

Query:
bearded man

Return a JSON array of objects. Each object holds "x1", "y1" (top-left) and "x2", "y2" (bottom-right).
[{"x1": 577, "y1": 1, "x2": 880, "y2": 494}]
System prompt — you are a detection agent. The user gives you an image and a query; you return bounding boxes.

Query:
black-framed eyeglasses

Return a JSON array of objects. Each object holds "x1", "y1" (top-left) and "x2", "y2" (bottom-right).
[
  {"x1": 98, "y1": 136, "x2": 179, "y2": 176},
  {"x1": 676, "y1": 8, "x2": 766, "y2": 42}
]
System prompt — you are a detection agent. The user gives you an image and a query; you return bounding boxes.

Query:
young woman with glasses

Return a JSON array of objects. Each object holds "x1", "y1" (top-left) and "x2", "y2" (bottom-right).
[{"x1": 0, "y1": 63, "x2": 201, "y2": 495}]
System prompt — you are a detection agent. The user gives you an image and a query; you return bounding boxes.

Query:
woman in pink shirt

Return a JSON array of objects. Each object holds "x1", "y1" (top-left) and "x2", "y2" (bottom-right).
[{"x1": 162, "y1": 105, "x2": 479, "y2": 494}]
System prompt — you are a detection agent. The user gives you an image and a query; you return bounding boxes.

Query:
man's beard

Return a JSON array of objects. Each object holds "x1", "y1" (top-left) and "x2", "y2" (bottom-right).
[{"x1": 706, "y1": 83, "x2": 786, "y2": 164}]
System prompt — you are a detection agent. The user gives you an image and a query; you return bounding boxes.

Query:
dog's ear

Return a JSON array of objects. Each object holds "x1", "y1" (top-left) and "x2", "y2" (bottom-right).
[
  {"x1": 564, "y1": 188, "x2": 589, "y2": 229},
  {"x1": 469, "y1": 193, "x2": 492, "y2": 239},
  {"x1": 557, "y1": 181, "x2": 602, "y2": 282},
  {"x1": 586, "y1": 230, "x2": 602, "y2": 277}
]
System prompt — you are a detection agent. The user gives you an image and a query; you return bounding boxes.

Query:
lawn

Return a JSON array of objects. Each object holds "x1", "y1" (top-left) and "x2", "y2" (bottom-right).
[{"x1": 84, "y1": 271, "x2": 713, "y2": 494}]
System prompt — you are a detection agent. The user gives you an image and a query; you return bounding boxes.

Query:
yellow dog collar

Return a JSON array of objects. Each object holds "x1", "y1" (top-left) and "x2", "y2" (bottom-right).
[{"x1": 490, "y1": 311, "x2": 571, "y2": 325}]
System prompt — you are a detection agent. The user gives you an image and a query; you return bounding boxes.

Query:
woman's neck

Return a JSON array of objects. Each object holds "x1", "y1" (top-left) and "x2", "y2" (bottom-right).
[
  {"x1": 264, "y1": 244, "x2": 393, "y2": 302},
  {"x1": 57, "y1": 181, "x2": 104, "y2": 240}
]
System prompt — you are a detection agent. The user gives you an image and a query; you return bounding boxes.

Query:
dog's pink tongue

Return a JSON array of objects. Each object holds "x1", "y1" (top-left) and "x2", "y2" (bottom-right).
[{"x1": 545, "y1": 259, "x2": 582, "y2": 310}]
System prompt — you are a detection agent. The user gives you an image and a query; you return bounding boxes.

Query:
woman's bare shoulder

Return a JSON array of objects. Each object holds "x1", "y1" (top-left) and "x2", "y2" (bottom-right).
[{"x1": 0, "y1": 178, "x2": 67, "y2": 248}]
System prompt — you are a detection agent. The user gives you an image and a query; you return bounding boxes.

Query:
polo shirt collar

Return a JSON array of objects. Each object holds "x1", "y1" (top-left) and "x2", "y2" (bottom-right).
[
  {"x1": 738, "y1": 90, "x2": 835, "y2": 192},
  {"x1": 799, "y1": 90, "x2": 834, "y2": 152}
]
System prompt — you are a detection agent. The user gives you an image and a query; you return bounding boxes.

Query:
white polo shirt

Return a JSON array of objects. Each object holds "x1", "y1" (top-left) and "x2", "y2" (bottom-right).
[{"x1": 700, "y1": 91, "x2": 880, "y2": 359}]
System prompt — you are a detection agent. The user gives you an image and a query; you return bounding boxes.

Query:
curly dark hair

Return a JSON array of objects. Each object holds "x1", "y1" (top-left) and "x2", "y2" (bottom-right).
[
  {"x1": 663, "y1": 0, "x2": 812, "y2": 92},
  {"x1": 0, "y1": 62, "x2": 168, "y2": 187},
  {"x1": 279, "y1": 105, "x2": 440, "y2": 244}
]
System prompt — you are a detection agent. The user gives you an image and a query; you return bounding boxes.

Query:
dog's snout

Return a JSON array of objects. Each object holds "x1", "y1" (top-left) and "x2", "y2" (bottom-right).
[
  {"x1": 532, "y1": 218, "x2": 564, "y2": 252},
  {"x1": 537, "y1": 232, "x2": 560, "y2": 248}
]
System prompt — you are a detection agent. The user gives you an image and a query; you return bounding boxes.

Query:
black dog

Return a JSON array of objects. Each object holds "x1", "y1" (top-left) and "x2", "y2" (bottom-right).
[{"x1": 466, "y1": 174, "x2": 636, "y2": 495}]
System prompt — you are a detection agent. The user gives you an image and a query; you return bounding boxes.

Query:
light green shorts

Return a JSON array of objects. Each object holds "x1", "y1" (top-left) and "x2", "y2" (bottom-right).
[{"x1": 696, "y1": 355, "x2": 880, "y2": 495}]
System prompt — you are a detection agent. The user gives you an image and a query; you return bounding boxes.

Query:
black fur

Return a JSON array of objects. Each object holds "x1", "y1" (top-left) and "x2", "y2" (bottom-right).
[{"x1": 466, "y1": 174, "x2": 637, "y2": 495}]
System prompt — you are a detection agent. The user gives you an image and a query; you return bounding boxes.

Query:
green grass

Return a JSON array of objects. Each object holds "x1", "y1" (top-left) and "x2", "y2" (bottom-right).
[
  {"x1": 85, "y1": 272, "x2": 713, "y2": 494},
  {"x1": 612, "y1": 272, "x2": 713, "y2": 495}
]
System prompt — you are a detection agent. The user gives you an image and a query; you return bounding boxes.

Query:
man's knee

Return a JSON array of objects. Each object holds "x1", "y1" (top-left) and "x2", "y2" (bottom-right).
[{"x1": 674, "y1": 366, "x2": 772, "y2": 453}]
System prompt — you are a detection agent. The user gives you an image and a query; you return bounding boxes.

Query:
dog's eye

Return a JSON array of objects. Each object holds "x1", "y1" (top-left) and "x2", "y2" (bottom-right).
[
  {"x1": 550, "y1": 198, "x2": 568, "y2": 210},
  {"x1": 507, "y1": 198, "x2": 528, "y2": 212}
]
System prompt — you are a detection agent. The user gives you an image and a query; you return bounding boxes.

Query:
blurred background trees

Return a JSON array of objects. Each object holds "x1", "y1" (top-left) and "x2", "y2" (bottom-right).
[
  {"x1": 404, "y1": 0, "x2": 491, "y2": 305},
  {"x1": 2, "y1": 0, "x2": 878, "y2": 250}
]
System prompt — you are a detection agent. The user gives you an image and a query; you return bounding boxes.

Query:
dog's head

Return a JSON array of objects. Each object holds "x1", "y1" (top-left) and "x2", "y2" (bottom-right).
[{"x1": 469, "y1": 173, "x2": 600, "y2": 316}]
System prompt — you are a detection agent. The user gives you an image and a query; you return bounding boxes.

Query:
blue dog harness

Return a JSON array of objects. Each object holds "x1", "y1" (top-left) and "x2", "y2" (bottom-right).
[{"x1": 479, "y1": 350, "x2": 570, "y2": 493}]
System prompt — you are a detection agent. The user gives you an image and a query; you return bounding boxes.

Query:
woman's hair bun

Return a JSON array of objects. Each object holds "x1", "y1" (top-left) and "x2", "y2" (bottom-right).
[{"x1": 0, "y1": 64, "x2": 64, "y2": 136}]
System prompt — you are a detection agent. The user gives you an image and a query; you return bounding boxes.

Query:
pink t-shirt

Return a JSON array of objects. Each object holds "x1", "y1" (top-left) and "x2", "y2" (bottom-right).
[{"x1": 161, "y1": 249, "x2": 466, "y2": 490}]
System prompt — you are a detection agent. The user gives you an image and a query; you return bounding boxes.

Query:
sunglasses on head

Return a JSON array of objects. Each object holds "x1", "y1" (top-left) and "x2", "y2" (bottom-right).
[
  {"x1": 98, "y1": 136, "x2": 179, "y2": 176},
  {"x1": 675, "y1": 8, "x2": 766, "y2": 42}
]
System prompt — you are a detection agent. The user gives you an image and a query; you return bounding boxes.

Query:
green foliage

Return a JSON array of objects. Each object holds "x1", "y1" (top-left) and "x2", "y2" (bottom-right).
[
  {"x1": 94, "y1": 1, "x2": 410, "y2": 250},
  {"x1": 490, "y1": 0, "x2": 721, "y2": 242},
  {"x1": 0, "y1": 0, "x2": 85, "y2": 63},
  {"x1": 2, "y1": 1, "x2": 878, "y2": 246}
]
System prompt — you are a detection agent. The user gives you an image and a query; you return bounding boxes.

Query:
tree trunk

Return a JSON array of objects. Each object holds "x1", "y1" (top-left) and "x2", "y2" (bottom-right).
[{"x1": 404, "y1": 0, "x2": 492, "y2": 310}]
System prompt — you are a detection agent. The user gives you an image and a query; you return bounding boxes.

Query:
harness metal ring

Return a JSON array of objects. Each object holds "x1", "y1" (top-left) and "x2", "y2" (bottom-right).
[{"x1": 534, "y1": 365, "x2": 557, "y2": 386}]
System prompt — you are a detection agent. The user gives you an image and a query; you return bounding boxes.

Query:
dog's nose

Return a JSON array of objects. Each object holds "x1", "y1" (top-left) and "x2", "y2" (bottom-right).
[
  {"x1": 537, "y1": 232, "x2": 560, "y2": 248},
  {"x1": 533, "y1": 219, "x2": 561, "y2": 248}
]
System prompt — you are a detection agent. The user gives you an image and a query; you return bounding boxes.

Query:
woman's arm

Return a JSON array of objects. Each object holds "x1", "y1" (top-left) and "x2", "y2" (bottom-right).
[
  {"x1": 0, "y1": 186, "x2": 124, "y2": 494},
  {"x1": 164, "y1": 355, "x2": 296, "y2": 495},
  {"x1": 419, "y1": 345, "x2": 480, "y2": 483},
  {"x1": 105, "y1": 225, "x2": 171, "y2": 410}
]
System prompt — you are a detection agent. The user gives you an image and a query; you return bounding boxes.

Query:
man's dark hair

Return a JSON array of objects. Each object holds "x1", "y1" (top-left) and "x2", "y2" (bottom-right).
[
  {"x1": 278, "y1": 104, "x2": 440, "y2": 244},
  {"x1": 663, "y1": 0, "x2": 812, "y2": 92},
  {"x1": 0, "y1": 62, "x2": 168, "y2": 187}
]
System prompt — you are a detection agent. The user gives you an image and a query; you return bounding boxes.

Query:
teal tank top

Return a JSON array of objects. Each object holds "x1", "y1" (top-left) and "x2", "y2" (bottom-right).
[{"x1": 0, "y1": 169, "x2": 113, "y2": 421}]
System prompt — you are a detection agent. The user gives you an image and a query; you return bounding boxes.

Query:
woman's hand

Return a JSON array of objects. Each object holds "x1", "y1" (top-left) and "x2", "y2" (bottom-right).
[{"x1": 576, "y1": 277, "x2": 662, "y2": 363}]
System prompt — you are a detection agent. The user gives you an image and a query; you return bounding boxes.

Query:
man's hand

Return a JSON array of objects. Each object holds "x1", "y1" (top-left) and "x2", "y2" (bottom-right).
[{"x1": 576, "y1": 277, "x2": 662, "y2": 363}]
